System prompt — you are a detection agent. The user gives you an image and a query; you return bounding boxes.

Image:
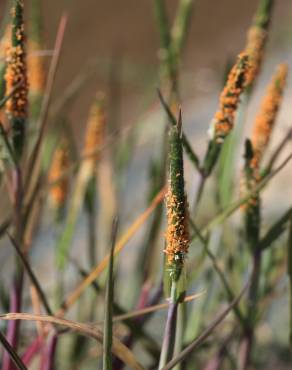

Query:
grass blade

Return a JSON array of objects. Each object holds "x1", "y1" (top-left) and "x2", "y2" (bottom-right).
[
  {"x1": 103, "y1": 218, "x2": 118, "y2": 370},
  {"x1": 6, "y1": 232, "x2": 53, "y2": 316},
  {"x1": 0, "y1": 331, "x2": 27, "y2": 370}
]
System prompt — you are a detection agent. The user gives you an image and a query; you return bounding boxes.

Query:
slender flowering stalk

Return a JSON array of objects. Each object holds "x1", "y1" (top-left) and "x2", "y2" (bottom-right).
[
  {"x1": 251, "y1": 64, "x2": 288, "y2": 171},
  {"x1": 5, "y1": 0, "x2": 29, "y2": 160},
  {"x1": 160, "y1": 112, "x2": 189, "y2": 369},
  {"x1": 244, "y1": 0, "x2": 274, "y2": 86},
  {"x1": 48, "y1": 139, "x2": 70, "y2": 216}
]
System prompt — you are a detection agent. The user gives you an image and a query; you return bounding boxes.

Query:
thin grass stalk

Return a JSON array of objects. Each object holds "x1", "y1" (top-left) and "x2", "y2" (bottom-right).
[
  {"x1": 154, "y1": 0, "x2": 175, "y2": 92},
  {"x1": 171, "y1": 0, "x2": 194, "y2": 61},
  {"x1": 172, "y1": 303, "x2": 185, "y2": 370},
  {"x1": 103, "y1": 218, "x2": 118, "y2": 370},
  {"x1": 6, "y1": 233, "x2": 53, "y2": 316},
  {"x1": 85, "y1": 175, "x2": 98, "y2": 267},
  {"x1": 159, "y1": 282, "x2": 179, "y2": 369},
  {"x1": 189, "y1": 220, "x2": 246, "y2": 326},
  {"x1": 0, "y1": 331, "x2": 27, "y2": 370}
]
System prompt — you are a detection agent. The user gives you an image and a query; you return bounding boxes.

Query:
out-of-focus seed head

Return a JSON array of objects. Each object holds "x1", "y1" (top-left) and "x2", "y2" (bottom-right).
[
  {"x1": 251, "y1": 63, "x2": 288, "y2": 170},
  {"x1": 83, "y1": 94, "x2": 106, "y2": 166},
  {"x1": 48, "y1": 140, "x2": 70, "y2": 211}
]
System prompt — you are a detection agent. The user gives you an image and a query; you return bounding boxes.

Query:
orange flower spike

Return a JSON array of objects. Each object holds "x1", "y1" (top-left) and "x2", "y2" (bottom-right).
[
  {"x1": 164, "y1": 113, "x2": 189, "y2": 281},
  {"x1": 48, "y1": 140, "x2": 70, "y2": 211},
  {"x1": 245, "y1": 26, "x2": 266, "y2": 86},
  {"x1": 211, "y1": 52, "x2": 250, "y2": 142},
  {"x1": 251, "y1": 63, "x2": 288, "y2": 169}
]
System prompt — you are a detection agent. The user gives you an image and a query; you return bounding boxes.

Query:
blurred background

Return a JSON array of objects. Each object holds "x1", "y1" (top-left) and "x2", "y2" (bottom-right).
[{"x1": 0, "y1": 1, "x2": 292, "y2": 369}]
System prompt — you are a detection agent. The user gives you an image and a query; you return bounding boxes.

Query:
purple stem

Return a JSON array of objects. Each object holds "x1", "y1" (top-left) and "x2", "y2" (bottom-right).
[
  {"x1": 22, "y1": 336, "x2": 44, "y2": 365},
  {"x1": 3, "y1": 168, "x2": 24, "y2": 370},
  {"x1": 40, "y1": 334, "x2": 58, "y2": 370},
  {"x1": 159, "y1": 299, "x2": 178, "y2": 366},
  {"x1": 2, "y1": 272, "x2": 24, "y2": 370}
]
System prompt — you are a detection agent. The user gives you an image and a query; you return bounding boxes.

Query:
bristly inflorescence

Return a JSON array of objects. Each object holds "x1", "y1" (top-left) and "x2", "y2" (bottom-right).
[
  {"x1": 245, "y1": 26, "x2": 267, "y2": 86},
  {"x1": 209, "y1": 53, "x2": 250, "y2": 143},
  {"x1": 251, "y1": 63, "x2": 288, "y2": 172},
  {"x1": 164, "y1": 114, "x2": 189, "y2": 281},
  {"x1": 5, "y1": 0, "x2": 29, "y2": 159},
  {"x1": 83, "y1": 94, "x2": 106, "y2": 168}
]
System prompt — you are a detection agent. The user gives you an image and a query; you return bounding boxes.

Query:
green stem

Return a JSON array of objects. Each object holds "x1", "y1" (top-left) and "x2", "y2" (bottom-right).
[{"x1": 159, "y1": 280, "x2": 178, "y2": 369}]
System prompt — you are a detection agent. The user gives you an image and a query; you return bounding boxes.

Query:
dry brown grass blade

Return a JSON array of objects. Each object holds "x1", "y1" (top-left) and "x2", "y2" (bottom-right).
[
  {"x1": 112, "y1": 291, "x2": 205, "y2": 322},
  {"x1": 58, "y1": 187, "x2": 166, "y2": 316},
  {"x1": 0, "y1": 314, "x2": 146, "y2": 370}
]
